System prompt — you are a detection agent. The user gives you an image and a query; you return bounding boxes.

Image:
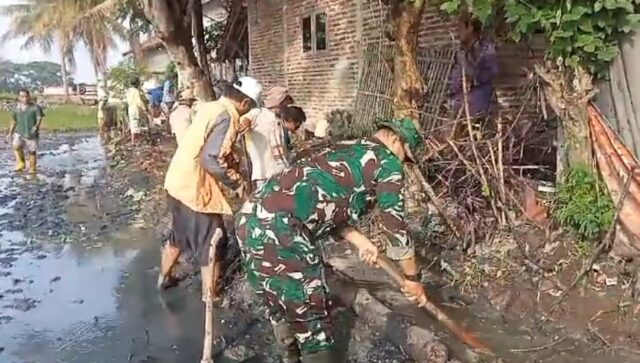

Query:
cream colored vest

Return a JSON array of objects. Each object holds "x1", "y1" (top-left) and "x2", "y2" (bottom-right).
[{"x1": 164, "y1": 98, "x2": 241, "y2": 215}]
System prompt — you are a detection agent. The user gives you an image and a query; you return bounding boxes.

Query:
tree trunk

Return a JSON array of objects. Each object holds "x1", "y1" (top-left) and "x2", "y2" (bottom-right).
[
  {"x1": 141, "y1": 0, "x2": 216, "y2": 101},
  {"x1": 128, "y1": 17, "x2": 142, "y2": 64},
  {"x1": 60, "y1": 52, "x2": 70, "y2": 102},
  {"x1": 563, "y1": 105, "x2": 592, "y2": 167},
  {"x1": 191, "y1": 0, "x2": 212, "y2": 83},
  {"x1": 390, "y1": 0, "x2": 426, "y2": 128},
  {"x1": 535, "y1": 64, "x2": 594, "y2": 171}
]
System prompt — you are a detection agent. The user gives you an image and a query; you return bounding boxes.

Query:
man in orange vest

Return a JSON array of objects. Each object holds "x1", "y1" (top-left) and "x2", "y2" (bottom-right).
[{"x1": 159, "y1": 77, "x2": 262, "y2": 302}]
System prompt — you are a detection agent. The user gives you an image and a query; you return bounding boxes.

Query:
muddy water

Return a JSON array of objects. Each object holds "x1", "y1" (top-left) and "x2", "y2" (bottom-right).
[{"x1": 0, "y1": 135, "x2": 270, "y2": 363}]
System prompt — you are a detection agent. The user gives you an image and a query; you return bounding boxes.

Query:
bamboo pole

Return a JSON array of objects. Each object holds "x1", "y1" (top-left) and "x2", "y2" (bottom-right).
[{"x1": 201, "y1": 228, "x2": 224, "y2": 363}]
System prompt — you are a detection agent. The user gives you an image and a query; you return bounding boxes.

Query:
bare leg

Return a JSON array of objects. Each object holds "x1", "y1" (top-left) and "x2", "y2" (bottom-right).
[{"x1": 158, "y1": 242, "x2": 181, "y2": 289}]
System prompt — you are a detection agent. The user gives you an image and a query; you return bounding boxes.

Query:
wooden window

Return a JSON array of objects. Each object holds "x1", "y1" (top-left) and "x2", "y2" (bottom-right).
[
  {"x1": 315, "y1": 13, "x2": 327, "y2": 51},
  {"x1": 302, "y1": 12, "x2": 328, "y2": 53},
  {"x1": 302, "y1": 16, "x2": 313, "y2": 52}
]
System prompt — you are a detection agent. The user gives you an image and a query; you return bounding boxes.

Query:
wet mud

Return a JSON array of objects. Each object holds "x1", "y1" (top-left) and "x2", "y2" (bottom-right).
[
  {"x1": 4, "y1": 132, "x2": 637, "y2": 363},
  {"x1": 0, "y1": 134, "x2": 407, "y2": 363}
]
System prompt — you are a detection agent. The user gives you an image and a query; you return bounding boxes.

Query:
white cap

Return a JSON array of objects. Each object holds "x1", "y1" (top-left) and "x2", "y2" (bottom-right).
[
  {"x1": 142, "y1": 79, "x2": 159, "y2": 91},
  {"x1": 233, "y1": 76, "x2": 262, "y2": 104}
]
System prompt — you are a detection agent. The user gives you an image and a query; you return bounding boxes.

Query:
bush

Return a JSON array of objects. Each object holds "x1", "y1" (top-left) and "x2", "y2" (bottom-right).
[
  {"x1": 106, "y1": 60, "x2": 149, "y2": 99},
  {"x1": 553, "y1": 165, "x2": 614, "y2": 241},
  {"x1": 327, "y1": 109, "x2": 374, "y2": 140}
]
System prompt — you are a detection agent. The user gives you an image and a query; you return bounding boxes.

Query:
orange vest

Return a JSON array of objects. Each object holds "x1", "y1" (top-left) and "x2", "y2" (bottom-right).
[{"x1": 164, "y1": 98, "x2": 242, "y2": 215}]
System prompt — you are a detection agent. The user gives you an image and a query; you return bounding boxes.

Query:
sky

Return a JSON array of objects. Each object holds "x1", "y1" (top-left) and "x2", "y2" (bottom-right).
[{"x1": 0, "y1": 1, "x2": 127, "y2": 83}]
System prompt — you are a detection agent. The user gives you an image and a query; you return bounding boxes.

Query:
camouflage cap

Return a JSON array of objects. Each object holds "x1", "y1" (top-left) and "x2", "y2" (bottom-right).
[{"x1": 376, "y1": 118, "x2": 424, "y2": 163}]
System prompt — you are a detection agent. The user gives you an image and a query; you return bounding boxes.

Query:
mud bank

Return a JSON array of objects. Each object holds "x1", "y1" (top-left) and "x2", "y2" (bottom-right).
[{"x1": 97, "y1": 132, "x2": 640, "y2": 363}]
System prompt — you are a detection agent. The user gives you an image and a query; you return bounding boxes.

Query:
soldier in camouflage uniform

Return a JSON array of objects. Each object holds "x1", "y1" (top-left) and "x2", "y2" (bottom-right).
[{"x1": 235, "y1": 119, "x2": 428, "y2": 363}]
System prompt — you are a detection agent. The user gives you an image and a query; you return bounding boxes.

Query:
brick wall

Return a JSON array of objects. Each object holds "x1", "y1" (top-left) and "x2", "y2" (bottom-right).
[{"x1": 247, "y1": 0, "x2": 546, "y2": 126}]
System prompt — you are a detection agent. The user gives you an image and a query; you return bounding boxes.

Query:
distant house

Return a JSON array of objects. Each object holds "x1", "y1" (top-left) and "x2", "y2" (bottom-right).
[
  {"x1": 122, "y1": 36, "x2": 167, "y2": 74},
  {"x1": 42, "y1": 83, "x2": 98, "y2": 104},
  {"x1": 122, "y1": 0, "x2": 228, "y2": 76}
]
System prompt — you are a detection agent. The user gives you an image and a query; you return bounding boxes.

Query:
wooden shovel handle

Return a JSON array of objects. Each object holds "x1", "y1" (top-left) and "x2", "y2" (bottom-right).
[
  {"x1": 377, "y1": 255, "x2": 494, "y2": 356},
  {"x1": 201, "y1": 228, "x2": 224, "y2": 363}
]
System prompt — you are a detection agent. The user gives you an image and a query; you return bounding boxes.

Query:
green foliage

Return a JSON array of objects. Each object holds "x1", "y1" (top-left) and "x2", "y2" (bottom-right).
[
  {"x1": 105, "y1": 59, "x2": 149, "y2": 99},
  {"x1": 164, "y1": 62, "x2": 177, "y2": 80},
  {"x1": 0, "y1": 105, "x2": 97, "y2": 131},
  {"x1": 204, "y1": 20, "x2": 226, "y2": 55},
  {"x1": 0, "y1": 92, "x2": 16, "y2": 102},
  {"x1": 0, "y1": 60, "x2": 72, "y2": 93},
  {"x1": 439, "y1": 0, "x2": 640, "y2": 78},
  {"x1": 553, "y1": 165, "x2": 614, "y2": 241},
  {"x1": 116, "y1": 0, "x2": 152, "y2": 35}
]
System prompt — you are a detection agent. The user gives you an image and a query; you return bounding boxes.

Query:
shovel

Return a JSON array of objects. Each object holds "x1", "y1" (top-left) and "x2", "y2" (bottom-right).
[
  {"x1": 201, "y1": 228, "x2": 224, "y2": 363},
  {"x1": 376, "y1": 255, "x2": 494, "y2": 356}
]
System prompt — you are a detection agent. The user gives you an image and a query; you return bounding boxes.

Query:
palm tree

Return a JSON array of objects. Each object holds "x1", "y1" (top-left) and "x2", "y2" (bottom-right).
[
  {"x1": 1, "y1": 0, "x2": 75, "y2": 99},
  {"x1": 1, "y1": 0, "x2": 126, "y2": 99},
  {"x1": 65, "y1": 0, "x2": 127, "y2": 77}
]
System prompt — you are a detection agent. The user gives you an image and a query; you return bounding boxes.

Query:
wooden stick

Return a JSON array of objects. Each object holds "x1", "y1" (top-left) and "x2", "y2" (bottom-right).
[
  {"x1": 408, "y1": 165, "x2": 461, "y2": 239},
  {"x1": 461, "y1": 66, "x2": 501, "y2": 221},
  {"x1": 376, "y1": 255, "x2": 494, "y2": 356},
  {"x1": 201, "y1": 228, "x2": 224, "y2": 363}
]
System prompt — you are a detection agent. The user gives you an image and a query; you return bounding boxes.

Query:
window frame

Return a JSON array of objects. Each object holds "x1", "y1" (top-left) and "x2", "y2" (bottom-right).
[{"x1": 301, "y1": 11, "x2": 328, "y2": 54}]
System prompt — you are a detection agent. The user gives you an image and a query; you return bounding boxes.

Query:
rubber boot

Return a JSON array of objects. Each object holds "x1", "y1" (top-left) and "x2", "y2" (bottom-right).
[
  {"x1": 272, "y1": 321, "x2": 302, "y2": 363},
  {"x1": 301, "y1": 350, "x2": 335, "y2": 363},
  {"x1": 28, "y1": 154, "x2": 37, "y2": 174},
  {"x1": 302, "y1": 350, "x2": 338, "y2": 363},
  {"x1": 13, "y1": 149, "x2": 26, "y2": 172}
]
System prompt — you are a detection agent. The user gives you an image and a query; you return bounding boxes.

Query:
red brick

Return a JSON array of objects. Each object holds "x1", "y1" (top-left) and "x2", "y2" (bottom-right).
[{"x1": 247, "y1": 0, "x2": 545, "y2": 126}]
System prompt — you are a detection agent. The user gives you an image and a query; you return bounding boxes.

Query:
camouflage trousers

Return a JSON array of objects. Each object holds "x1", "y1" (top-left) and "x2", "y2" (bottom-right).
[{"x1": 235, "y1": 202, "x2": 335, "y2": 355}]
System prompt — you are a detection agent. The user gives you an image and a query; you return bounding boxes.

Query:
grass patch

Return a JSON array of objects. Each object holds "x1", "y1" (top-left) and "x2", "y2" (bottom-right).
[
  {"x1": 553, "y1": 165, "x2": 614, "y2": 242},
  {"x1": 0, "y1": 104, "x2": 97, "y2": 132}
]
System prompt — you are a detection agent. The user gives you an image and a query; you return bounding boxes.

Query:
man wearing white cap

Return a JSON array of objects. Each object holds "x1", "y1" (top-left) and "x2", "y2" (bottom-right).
[{"x1": 160, "y1": 77, "x2": 262, "y2": 301}]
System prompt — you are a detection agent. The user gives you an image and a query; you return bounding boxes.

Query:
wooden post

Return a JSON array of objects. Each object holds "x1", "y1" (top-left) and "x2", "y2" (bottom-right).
[{"x1": 201, "y1": 228, "x2": 224, "y2": 363}]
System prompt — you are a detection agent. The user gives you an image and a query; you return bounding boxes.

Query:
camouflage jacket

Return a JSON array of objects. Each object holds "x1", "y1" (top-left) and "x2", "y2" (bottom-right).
[{"x1": 251, "y1": 138, "x2": 414, "y2": 260}]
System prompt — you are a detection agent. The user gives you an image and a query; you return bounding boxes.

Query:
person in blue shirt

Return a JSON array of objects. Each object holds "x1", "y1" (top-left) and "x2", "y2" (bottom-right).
[
  {"x1": 162, "y1": 70, "x2": 177, "y2": 117},
  {"x1": 148, "y1": 86, "x2": 163, "y2": 108},
  {"x1": 147, "y1": 86, "x2": 164, "y2": 120}
]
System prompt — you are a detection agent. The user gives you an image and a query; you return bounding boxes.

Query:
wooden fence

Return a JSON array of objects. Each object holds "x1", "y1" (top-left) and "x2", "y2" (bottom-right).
[{"x1": 353, "y1": 42, "x2": 456, "y2": 134}]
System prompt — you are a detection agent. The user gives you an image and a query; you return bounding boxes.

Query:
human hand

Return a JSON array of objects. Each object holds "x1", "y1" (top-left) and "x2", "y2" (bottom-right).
[
  {"x1": 357, "y1": 239, "x2": 379, "y2": 267},
  {"x1": 238, "y1": 118, "x2": 251, "y2": 135},
  {"x1": 402, "y1": 280, "x2": 427, "y2": 307},
  {"x1": 235, "y1": 181, "x2": 249, "y2": 200},
  {"x1": 5, "y1": 133, "x2": 11, "y2": 144}
]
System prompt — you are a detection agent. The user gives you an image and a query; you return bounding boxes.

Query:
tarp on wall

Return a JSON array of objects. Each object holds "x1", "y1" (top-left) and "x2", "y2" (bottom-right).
[
  {"x1": 589, "y1": 104, "x2": 640, "y2": 258},
  {"x1": 594, "y1": 31, "x2": 640, "y2": 159}
]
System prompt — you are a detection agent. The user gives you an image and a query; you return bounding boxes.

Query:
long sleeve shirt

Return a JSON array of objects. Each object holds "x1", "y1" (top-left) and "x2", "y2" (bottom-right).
[
  {"x1": 253, "y1": 138, "x2": 413, "y2": 260},
  {"x1": 200, "y1": 110, "x2": 243, "y2": 189},
  {"x1": 449, "y1": 37, "x2": 499, "y2": 117}
]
